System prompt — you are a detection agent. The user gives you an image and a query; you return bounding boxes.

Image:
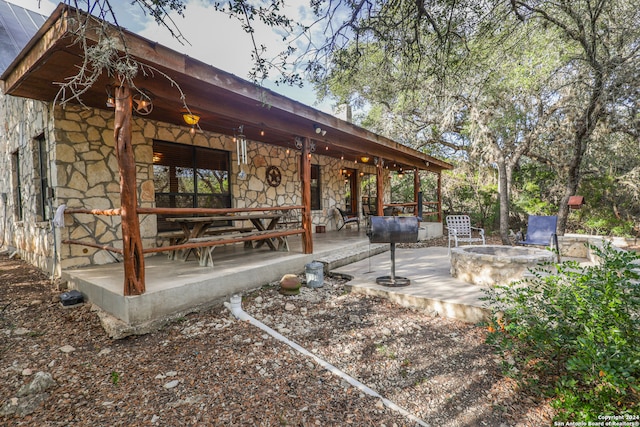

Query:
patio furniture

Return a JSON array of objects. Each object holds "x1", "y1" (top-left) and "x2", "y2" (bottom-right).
[
  {"x1": 276, "y1": 208, "x2": 301, "y2": 230},
  {"x1": 446, "y1": 215, "x2": 485, "y2": 252},
  {"x1": 165, "y1": 213, "x2": 286, "y2": 263},
  {"x1": 188, "y1": 229, "x2": 303, "y2": 267},
  {"x1": 517, "y1": 215, "x2": 560, "y2": 262},
  {"x1": 383, "y1": 206, "x2": 400, "y2": 216},
  {"x1": 157, "y1": 226, "x2": 253, "y2": 259},
  {"x1": 362, "y1": 204, "x2": 373, "y2": 229},
  {"x1": 336, "y1": 207, "x2": 360, "y2": 231}
]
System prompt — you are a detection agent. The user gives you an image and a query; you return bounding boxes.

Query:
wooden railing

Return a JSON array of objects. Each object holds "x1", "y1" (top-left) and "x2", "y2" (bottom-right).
[
  {"x1": 382, "y1": 201, "x2": 441, "y2": 221},
  {"x1": 62, "y1": 205, "x2": 306, "y2": 255}
]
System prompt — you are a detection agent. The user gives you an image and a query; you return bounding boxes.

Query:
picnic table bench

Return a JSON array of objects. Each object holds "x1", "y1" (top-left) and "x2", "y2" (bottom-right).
[
  {"x1": 157, "y1": 212, "x2": 306, "y2": 266},
  {"x1": 185, "y1": 228, "x2": 305, "y2": 266},
  {"x1": 157, "y1": 226, "x2": 254, "y2": 259}
]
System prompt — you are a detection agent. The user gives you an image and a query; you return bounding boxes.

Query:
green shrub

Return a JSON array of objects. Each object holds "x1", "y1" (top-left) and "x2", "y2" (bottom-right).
[
  {"x1": 483, "y1": 243, "x2": 640, "y2": 421},
  {"x1": 578, "y1": 215, "x2": 635, "y2": 237}
]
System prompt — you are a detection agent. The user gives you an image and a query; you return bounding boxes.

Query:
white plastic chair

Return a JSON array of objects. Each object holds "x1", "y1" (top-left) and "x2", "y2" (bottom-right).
[{"x1": 446, "y1": 215, "x2": 485, "y2": 251}]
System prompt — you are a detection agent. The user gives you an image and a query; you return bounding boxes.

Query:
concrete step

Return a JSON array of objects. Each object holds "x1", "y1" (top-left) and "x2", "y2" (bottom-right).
[{"x1": 315, "y1": 242, "x2": 389, "y2": 272}]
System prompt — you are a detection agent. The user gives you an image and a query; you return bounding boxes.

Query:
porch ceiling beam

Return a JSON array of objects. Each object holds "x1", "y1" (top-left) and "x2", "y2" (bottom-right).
[{"x1": 141, "y1": 81, "x2": 446, "y2": 171}]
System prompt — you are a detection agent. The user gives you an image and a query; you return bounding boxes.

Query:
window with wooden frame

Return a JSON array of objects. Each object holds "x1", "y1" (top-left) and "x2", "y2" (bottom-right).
[
  {"x1": 342, "y1": 167, "x2": 357, "y2": 215},
  {"x1": 152, "y1": 141, "x2": 231, "y2": 231},
  {"x1": 311, "y1": 164, "x2": 321, "y2": 210},
  {"x1": 299, "y1": 158, "x2": 321, "y2": 211},
  {"x1": 11, "y1": 150, "x2": 22, "y2": 221},
  {"x1": 33, "y1": 134, "x2": 51, "y2": 221}
]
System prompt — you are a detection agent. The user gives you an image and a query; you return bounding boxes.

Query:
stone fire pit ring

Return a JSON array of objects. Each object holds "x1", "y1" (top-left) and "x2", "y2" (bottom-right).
[{"x1": 450, "y1": 245, "x2": 554, "y2": 286}]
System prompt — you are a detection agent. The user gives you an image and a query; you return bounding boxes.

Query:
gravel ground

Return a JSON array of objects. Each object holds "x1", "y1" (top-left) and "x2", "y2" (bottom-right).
[{"x1": 0, "y1": 237, "x2": 555, "y2": 426}]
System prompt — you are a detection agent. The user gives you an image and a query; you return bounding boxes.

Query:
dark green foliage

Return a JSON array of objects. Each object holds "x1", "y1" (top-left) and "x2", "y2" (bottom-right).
[
  {"x1": 441, "y1": 166, "x2": 498, "y2": 229},
  {"x1": 483, "y1": 243, "x2": 640, "y2": 421},
  {"x1": 571, "y1": 169, "x2": 638, "y2": 237}
]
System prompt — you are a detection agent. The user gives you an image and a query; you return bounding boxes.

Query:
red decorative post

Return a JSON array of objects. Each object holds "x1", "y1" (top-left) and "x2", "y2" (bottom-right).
[
  {"x1": 300, "y1": 137, "x2": 313, "y2": 253},
  {"x1": 376, "y1": 158, "x2": 384, "y2": 215},
  {"x1": 114, "y1": 84, "x2": 145, "y2": 295},
  {"x1": 414, "y1": 168, "x2": 420, "y2": 217},
  {"x1": 437, "y1": 173, "x2": 442, "y2": 223}
]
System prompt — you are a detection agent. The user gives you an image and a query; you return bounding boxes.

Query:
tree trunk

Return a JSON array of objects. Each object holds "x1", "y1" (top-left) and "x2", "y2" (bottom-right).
[
  {"x1": 557, "y1": 85, "x2": 602, "y2": 235},
  {"x1": 114, "y1": 84, "x2": 145, "y2": 295},
  {"x1": 556, "y1": 139, "x2": 583, "y2": 236},
  {"x1": 497, "y1": 160, "x2": 511, "y2": 245}
]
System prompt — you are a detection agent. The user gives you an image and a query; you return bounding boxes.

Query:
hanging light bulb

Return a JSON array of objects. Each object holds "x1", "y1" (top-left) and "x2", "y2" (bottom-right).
[{"x1": 183, "y1": 113, "x2": 200, "y2": 136}]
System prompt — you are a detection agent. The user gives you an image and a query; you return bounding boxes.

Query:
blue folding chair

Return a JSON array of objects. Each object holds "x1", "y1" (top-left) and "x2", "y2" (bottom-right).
[{"x1": 518, "y1": 215, "x2": 560, "y2": 262}]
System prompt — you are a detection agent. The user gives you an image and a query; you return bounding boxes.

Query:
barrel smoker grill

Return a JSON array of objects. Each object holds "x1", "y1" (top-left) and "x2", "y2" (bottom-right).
[{"x1": 368, "y1": 216, "x2": 419, "y2": 287}]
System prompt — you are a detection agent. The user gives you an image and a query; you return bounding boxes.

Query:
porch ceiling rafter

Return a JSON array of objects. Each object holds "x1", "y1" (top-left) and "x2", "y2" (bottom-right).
[{"x1": 1, "y1": 4, "x2": 452, "y2": 175}]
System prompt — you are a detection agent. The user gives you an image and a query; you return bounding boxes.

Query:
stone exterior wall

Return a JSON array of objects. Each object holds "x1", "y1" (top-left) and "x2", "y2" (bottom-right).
[
  {"x1": 1, "y1": 97, "x2": 389, "y2": 272},
  {"x1": 0, "y1": 93, "x2": 56, "y2": 273},
  {"x1": 232, "y1": 144, "x2": 381, "y2": 230},
  {"x1": 558, "y1": 234, "x2": 639, "y2": 262}
]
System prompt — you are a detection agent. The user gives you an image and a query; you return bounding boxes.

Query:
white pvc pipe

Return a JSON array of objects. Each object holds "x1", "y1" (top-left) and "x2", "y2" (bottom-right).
[{"x1": 225, "y1": 295, "x2": 429, "y2": 427}]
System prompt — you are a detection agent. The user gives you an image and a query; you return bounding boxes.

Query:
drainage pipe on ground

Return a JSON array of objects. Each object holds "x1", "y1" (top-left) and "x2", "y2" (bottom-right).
[{"x1": 225, "y1": 294, "x2": 429, "y2": 427}]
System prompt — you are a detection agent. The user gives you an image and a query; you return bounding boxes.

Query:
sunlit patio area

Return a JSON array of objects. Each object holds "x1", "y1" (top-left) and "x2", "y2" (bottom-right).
[{"x1": 62, "y1": 229, "x2": 388, "y2": 330}]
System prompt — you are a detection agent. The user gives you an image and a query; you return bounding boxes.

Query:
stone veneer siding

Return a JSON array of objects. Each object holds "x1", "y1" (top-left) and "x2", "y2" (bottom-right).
[
  {"x1": 0, "y1": 94, "x2": 56, "y2": 273},
  {"x1": 1, "y1": 96, "x2": 389, "y2": 272}
]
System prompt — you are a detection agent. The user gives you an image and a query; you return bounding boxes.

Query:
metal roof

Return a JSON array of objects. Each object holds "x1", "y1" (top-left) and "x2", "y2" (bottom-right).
[{"x1": 0, "y1": 1, "x2": 46, "y2": 74}]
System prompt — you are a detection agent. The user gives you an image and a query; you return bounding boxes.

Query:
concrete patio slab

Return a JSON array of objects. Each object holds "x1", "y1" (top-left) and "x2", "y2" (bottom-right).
[
  {"x1": 333, "y1": 246, "x2": 491, "y2": 324},
  {"x1": 61, "y1": 230, "x2": 389, "y2": 332}
]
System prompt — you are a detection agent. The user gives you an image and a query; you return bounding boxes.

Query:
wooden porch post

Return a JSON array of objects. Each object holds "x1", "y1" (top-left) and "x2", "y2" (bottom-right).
[
  {"x1": 437, "y1": 172, "x2": 443, "y2": 223},
  {"x1": 300, "y1": 137, "x2": 313, "y2": 253},
  {"x1": 414, "y1": 168, "x2": 420, "y2": 217},
  {"x1": 114, "y1": 84, "x2": 145, "y2": 295},
  {"x1": 376, "y1": 158, "x2": 384, "y2": 215}
]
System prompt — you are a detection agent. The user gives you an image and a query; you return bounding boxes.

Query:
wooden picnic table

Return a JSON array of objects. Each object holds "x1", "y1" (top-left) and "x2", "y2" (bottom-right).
[{"x1": 166, "y1": 213, "x2": 283, "y2": 251}]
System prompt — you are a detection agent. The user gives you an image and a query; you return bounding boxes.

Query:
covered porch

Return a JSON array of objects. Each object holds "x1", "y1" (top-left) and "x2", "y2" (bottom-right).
[
  {"x1": 63, "y1": 228, "x2": 389, "y2": 335},
  {"x1": 0, "y1": 4, "x2": 451, "y2": 328}
]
